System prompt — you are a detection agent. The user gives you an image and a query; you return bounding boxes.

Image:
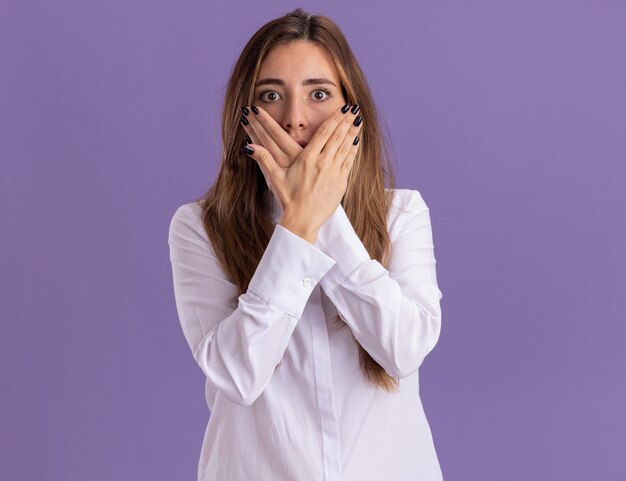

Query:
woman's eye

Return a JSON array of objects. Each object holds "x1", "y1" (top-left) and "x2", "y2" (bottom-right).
[
  {"x1": 313, "y1": 89, "x2": 331, "y2": 101},
  {"x1": 259, "y1": 91, "x2": 280, "y2": 102},
  {"x1": 258, "y1": 88, "x2": 333, "y2": 103}
]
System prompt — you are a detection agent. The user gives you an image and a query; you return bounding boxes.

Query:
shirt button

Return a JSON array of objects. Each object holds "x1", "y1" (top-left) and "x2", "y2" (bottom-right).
[{"x1": 302, "y1": 277, "x2": 312, "y2": 287}]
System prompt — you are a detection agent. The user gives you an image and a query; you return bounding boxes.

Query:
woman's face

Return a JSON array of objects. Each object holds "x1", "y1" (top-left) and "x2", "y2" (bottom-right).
[{"x1": 253, "y1": 40, "x2": 346, "y2": 151}]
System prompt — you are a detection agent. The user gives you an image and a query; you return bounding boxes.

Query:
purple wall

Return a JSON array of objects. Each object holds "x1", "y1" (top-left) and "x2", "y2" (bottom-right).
[{"x1": 2, "y1": 1, "x2": 624, "y2": 479}]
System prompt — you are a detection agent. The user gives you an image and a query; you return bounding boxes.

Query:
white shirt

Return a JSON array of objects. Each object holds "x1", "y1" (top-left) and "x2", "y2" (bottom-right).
[{"x1": 168, "y1": 188, "x2": 444, "y2": 481}]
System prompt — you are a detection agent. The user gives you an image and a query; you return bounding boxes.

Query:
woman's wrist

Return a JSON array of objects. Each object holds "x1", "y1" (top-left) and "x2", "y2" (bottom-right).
[{"x1": 279, "y1": 210, "x2": 321, "y2": 244}]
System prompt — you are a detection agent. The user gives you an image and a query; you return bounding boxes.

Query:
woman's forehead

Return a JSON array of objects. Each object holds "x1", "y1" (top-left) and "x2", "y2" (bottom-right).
[{"x1": 258, "y1": 41, "x2": 339, "y2": 83}]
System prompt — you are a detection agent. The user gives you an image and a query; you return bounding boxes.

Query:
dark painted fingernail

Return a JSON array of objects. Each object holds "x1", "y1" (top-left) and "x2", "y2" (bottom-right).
[
  {"x1": 341, "y1": 103, "x2": 350, "y2": 114},
  {"x1": 353, "y1": 136, "x2": 360, "y2": 145},
  {"x1": 242, "y1": 145, "x2": 254, "y2": 155},
  {"x1": 251, "y1": 105, "x2": 259, "y2": 115},
  {"x1": 353, "y1": 116, "x2": 363, "y2": 127},
  {"x1": 241, "y1": 106, "x2": 249, "y2": 116},
  {"x1": 351, "y1": 104, "x2": 360, "y2": 115},
  {"x1": 240, "y1": 116, "x2": 249, "y2": 126},
  {"x1": 245, "y1": 134, "x2": 252, "y2": 144}
]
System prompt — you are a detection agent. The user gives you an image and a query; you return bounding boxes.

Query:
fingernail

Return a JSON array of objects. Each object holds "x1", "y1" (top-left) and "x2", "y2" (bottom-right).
[
  {"x1": 251, "y1": 105, "x2": 259, "y2": 115},
  {"x1": 245, "y1": 134, "x2": 252, "y2": 144},
  {"x1": 353, "y1": 116, "x2": 363, "y2": 127},
  {"x1": 240, "y1": 116, "x2": 249, "y2": 126},
  {"x1": 353, "y1": 136, "x2": 360, "y2": 145},
  {"x1": 351, "y1": 104, "x2": 360, "y2": 115},
  {"x1": 341, "y1": 103, "x2": 350, "y2": 114},
  {"x1": 242, "y1": 145, "x2": 254, "y2": 155},
  {"x1": 241, "y1": 106, "x2": 249, "y2": 116}
]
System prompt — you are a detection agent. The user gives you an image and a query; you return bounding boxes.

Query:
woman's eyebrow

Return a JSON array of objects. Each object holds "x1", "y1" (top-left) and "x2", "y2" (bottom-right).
[{"x1": 255, "y1": 77, "x2": 338, "y2": 88}]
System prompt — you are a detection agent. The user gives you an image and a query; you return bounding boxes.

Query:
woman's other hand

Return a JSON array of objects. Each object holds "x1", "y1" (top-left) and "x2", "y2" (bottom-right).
[{"x1": 240, "y1": 103, "x2": 363, "y2": 243}]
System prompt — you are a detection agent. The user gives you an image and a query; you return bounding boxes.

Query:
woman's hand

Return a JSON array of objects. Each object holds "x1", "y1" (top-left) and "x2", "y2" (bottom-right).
[{"x1": 240, "y1": 104, "x2": 363, "y2": 243}]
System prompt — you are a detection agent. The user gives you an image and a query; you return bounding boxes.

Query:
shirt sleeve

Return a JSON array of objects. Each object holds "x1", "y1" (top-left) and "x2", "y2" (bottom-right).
[
  {"x1": 315, "y1": 190, "x2": 443, "y2": 378},
  {"x1": 168, "y1": 204, "x2": 337, "y2": 406}
]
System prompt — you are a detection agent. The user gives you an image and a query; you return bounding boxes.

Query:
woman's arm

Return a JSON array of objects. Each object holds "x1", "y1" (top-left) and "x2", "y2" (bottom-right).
[
  {"x1": 168, "y1": 204, "x2": 336, "y2": 406},
  {"x1": 315, "y1": 190, "x2": 443, "y2": 378}
]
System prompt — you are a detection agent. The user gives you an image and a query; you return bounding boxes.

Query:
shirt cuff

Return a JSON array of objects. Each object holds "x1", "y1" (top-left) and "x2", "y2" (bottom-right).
[
  {"x1": 248, "y1": 223, "x2": 337, "y2": 319},
  {"x1": 315, "y1": 203, "x2": 371, "y2": 294}
]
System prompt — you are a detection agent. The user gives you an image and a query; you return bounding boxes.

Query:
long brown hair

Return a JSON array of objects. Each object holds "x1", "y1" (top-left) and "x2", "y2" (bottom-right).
[{"x1": 196, "y1": 8, "x2": 399, "y2": 392}]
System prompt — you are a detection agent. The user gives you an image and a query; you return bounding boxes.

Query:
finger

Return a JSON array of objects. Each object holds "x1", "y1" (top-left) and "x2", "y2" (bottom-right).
[
  {"x1": 305, "y1": 103, "x2": 354, "y2": 157},
  {"x1": 241, "y1": 108, "x2": 284, "y2": 161},
  {"x1": 243, "y1": 133, "x2": 252, "y2": 145},
  {"x1": 243, "y1": 143, "x2": 273, "y2": 193},
  {"x1": 240, "y1": 116, "x2": 264, "y2": 151},
  {"x1": 335, "y1": 114, "x2": 364, "y2": 166},
  {"x1": 323, "y1": 107, "x2": 362, "y2": 163},
  {"x1": 241, "y1": 143, "x2": 280, "y2": 180},
  {"x1": 242, "y1": 105, "x2": 300, "y2": 162},
  {"x1": 340, "y1": 135, "x2": 361, "y2": 179},
  {"x1": 250, "y1": 105, "x2": 302, "y2": 156}
]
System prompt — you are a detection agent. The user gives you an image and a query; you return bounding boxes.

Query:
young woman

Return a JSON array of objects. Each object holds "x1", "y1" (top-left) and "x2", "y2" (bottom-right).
[{"x1": 168, "y1": 8, "x2": 444, "y2": 481}]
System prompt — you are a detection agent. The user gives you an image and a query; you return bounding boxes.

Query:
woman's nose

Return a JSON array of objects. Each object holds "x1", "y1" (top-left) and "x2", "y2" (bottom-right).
[{"x1": 280, "y1": 100, "x2": 306, "y2": 130}]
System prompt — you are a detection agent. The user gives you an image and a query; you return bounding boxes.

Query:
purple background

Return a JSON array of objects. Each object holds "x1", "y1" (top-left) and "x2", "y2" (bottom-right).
[{"x1": 2, "y1": 1, "x2": 624, "y2": 480}]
